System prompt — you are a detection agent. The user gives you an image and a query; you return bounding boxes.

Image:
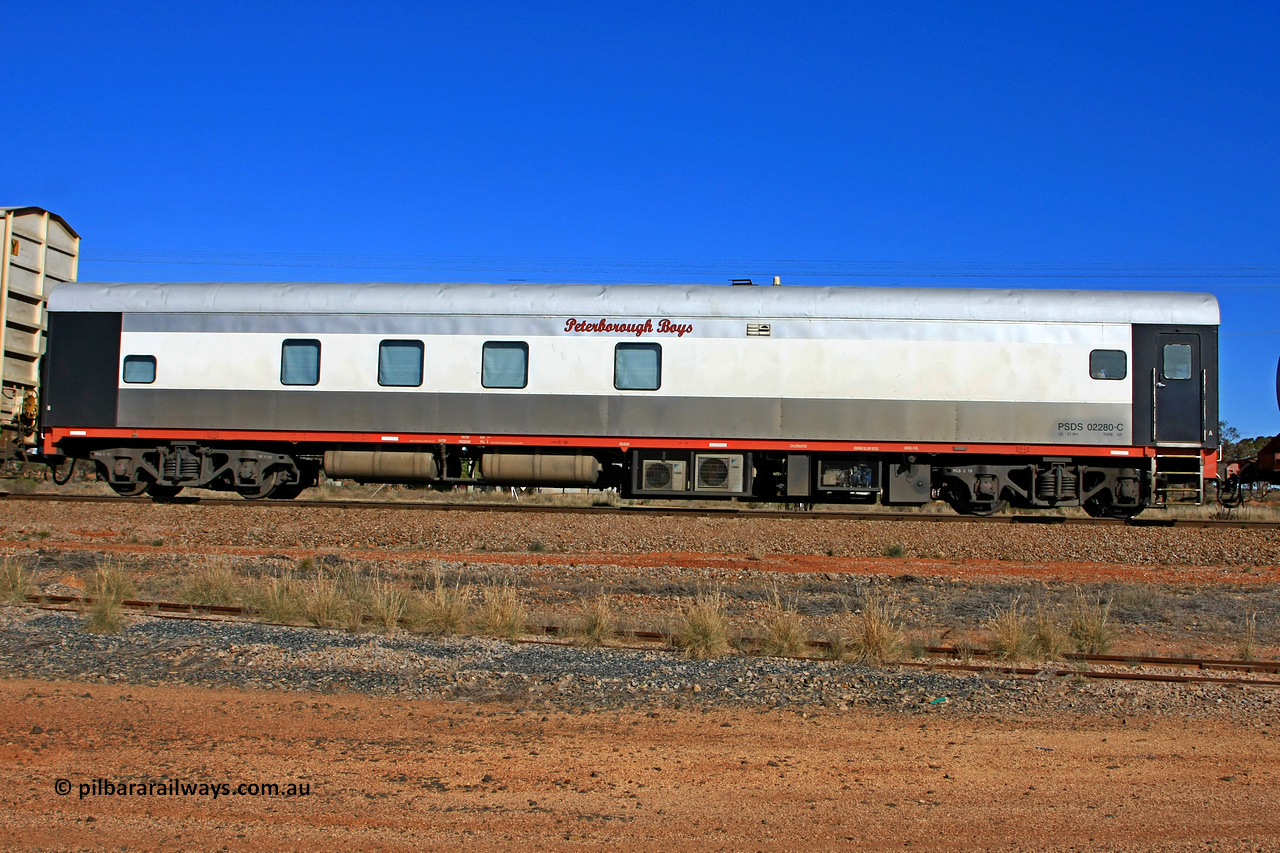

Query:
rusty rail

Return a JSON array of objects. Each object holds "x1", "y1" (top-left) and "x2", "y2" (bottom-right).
[{"x1": 20, "y1": 594, "x2": 1280, "y2": 689}]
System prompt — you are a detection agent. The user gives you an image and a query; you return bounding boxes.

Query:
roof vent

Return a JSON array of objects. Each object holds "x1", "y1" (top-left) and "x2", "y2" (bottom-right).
[{"x1": 730, "y1": 278, "x2": 754, "y2": 286}]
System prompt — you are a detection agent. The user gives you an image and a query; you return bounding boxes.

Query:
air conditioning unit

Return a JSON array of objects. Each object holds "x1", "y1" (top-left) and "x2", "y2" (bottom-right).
[
  {"x1": 641, "y1": 459, "x2": 686, "y2": 491},
  {"x1": 694, "y1": 454, "x2": 744, "y2": 492}
]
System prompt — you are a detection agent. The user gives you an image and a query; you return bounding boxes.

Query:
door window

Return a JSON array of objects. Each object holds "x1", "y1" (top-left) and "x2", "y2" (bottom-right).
[{"x1": 1162, "y1": 344, "x2": 1192, "y2": 380}]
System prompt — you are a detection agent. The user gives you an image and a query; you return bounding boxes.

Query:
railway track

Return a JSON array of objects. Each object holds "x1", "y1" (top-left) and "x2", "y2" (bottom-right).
[
  {"x1": 23, "y1": 594, "x2": 1280, "y2": 689},
  {"x1": 3, "y1": 490, "x2": 1278, "y2": 530}
]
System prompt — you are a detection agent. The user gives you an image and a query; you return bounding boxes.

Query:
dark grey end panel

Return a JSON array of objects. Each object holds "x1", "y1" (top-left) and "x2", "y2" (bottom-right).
[
  {"x1": 1204, "y1": 325, "x2": 1220, "y2": 448},
  {"x1": 1132, "y1": 324, "x2": 1218, "y2": 448},
  {"x1": 45, "y1": 312, "x2": 122, "y2": 428}
]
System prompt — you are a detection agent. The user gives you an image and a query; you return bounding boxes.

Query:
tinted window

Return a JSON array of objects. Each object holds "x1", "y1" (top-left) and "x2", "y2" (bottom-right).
[
  {"x1": 1089, "y1": 350, "x2": 1127, "y2": 380},
  {"x1": 122, "y1": 355, "x2": 156, "y2": 384},
  {"x1": 615, "y1": 343, "x2": 662, "y2": 390},
  {"x1": 482, "y1": 341, "x2": 529, "y2": 389},
  {"x1": 378, "y1": 340, "x2": 424, "y2": 387},
  {"x1": 1162, "y1": 344, "x2": 1192, "y2": 380},
  {"x1": 281, "y1": 339, "x2": 321, "y2": 386}
]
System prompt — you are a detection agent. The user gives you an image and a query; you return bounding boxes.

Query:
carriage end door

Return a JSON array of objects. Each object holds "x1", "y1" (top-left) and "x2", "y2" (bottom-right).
[{"x1": 1153, "y1": 332, "x2": 1203, "y2": 445}]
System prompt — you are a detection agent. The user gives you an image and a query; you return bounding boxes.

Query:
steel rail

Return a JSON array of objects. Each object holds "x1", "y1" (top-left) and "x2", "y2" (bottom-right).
[
  {"x1": 2, "y1": 490, "x2": 1277, "y2": 530},
  {"x1": 22, "y1": 595, "x2": 1280, "y2": 687}
]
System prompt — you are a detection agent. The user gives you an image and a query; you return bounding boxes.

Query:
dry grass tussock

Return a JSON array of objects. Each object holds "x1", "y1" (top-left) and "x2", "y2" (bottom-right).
[
  {"x1": 574, "y1": 594, "x2": 618, "y2": 647},
  {"x1": 1175, "y1": 502, "x2": 1280, "y2": 522},
  {"x1": 1237, "y1": 611, "x2": 1259, "y2": 661},
  {"x1": 304, "y1": 571, "x2": 347, "y2": 629},
  {"x1": 253, "y1": 571, "x2": 304, "y2": 625},
  {"x1": 987, "y1": 598, "x2": 1074, "y2": 661},
  {"x1": 985, "y1": 597, "x2": 1034, "y2": 661},
  {"x1": 1, "y1": 556, "x2": 34, "y2": 604},
  {"x1": 84, "y1": 559, "x2": 135, "y2": 634},
  {"x1": 1030, "y1": 605, "x2": 1071, "y2": 660},
  {"x1": 368, "y1": 579, "x2": 408, "y2": 633},
  {"x1": 332, "y1": 565, "x2": 369, "y2": 632},
  {"x1": 472, "y1": 582, "x2": 527, "y2": 640},
  {"x1": 759, "y1": 588, "x2": 810, "y2": 657},
  {"x1": 1069, "y1": 591, "x2": 1114, "y2": 654},
  {"x1": 183, "y1": 557, "x2": 239, "y2": 606},
  {"x1": 838, "y1": 592, "x2": 904, "y2": 664},
  {"x1": 407, "y1": 572, "x2": 471, "y2": 636},
  {"x1": 672, "y1": 588, "x2": 732, "y2": 660}
]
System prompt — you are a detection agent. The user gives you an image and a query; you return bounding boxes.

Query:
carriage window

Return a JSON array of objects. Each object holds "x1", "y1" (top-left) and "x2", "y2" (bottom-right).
[
  {"x1": 281, "y1": 339, "x2": 321, "y2": 386},
  {"x1": 1089, "y1": 350, "x2": 1127, "y2": 380},
  {"x1": 1162, "y1": 344, "x2": 1192, "y2": 380},
  {"x1": 122, "y1": 355, "x2": 156, "y2": 384},
  {"x1": 378, "y1": 340, "x2": 424, "y2": 387},
  {"x1": 481, "y1": 341, "x2": 529, "y2": 389},
  {"x1": 615, "y1": 343, "x2": 662, "y2": 390}
]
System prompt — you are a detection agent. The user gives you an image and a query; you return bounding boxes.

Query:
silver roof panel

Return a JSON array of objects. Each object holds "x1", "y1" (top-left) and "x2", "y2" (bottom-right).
[{"x1": 47, "y1": 282, "x2": 1221, "y2": 325}]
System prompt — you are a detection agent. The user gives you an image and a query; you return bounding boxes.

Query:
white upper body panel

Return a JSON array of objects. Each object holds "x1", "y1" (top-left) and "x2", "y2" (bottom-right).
[
  {"x1": 51, "y1": 281, "x2": 1220, "y2": 326},
  {"x1": 119, "y1": 324, "x2": 1134, "y2": 404}
]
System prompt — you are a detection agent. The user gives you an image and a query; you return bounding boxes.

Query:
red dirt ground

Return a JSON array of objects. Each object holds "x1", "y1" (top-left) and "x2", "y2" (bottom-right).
[{"x1": 3, "y1": 679, "x2": 1277, "y2": 852}]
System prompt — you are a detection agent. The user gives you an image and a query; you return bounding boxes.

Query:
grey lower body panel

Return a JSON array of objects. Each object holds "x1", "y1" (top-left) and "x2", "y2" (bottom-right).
[{"x1": 116, "y1": 389, "x2": 1133, "y2": 446}]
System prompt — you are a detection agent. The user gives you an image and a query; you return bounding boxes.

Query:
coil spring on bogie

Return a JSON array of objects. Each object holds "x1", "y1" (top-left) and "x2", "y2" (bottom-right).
[
  {"x1": 161, "y1": 450, "x2": 201, "y2": 482},
  {"x1": 1036, "y1": 466, "x2": 1078, "y2": 502}
]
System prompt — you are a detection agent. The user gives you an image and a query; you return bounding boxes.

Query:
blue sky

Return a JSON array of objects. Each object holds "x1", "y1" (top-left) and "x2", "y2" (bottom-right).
[{"x1": 11, "y1": 3, "x2": 1280, "y2": 435}]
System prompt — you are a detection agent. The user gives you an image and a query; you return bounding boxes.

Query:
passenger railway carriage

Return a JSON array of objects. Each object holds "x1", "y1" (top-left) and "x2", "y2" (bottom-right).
[{"x1": 38, "y1": 281, "x2": 1220, "y2": 516}]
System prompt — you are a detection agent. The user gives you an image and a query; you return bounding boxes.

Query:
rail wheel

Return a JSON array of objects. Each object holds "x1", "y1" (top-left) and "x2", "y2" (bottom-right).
[
  {"x1": 947, "y1": 498, "x2": 1007, "y2": 517},
  {"x1": 237, "y1": 470, "x2": 284, "y2": 500},
  {"x1": 269, "y1": 481, "x2": 305, "y2": 500},
  {"x1": 108, "y1": 480, "x2": 149, "y2": 497},
  {"x1": 1083, "y1": 497, "x2": 1145, "y2": 519}
]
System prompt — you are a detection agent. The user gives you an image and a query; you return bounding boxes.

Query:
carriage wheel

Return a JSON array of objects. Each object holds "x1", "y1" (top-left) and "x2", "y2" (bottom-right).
[
  {"x1": 237, "y1": 470, "x2": 284, "y2": 500},
  {"x1": 947, "y1": 498, "x2": 1007, "y2": 517}
]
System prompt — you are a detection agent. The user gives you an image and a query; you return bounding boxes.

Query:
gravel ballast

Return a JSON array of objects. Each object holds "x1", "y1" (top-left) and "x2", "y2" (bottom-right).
[{"x1": 2, "y1": 606, "x2": 1276, "y2": 726}]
